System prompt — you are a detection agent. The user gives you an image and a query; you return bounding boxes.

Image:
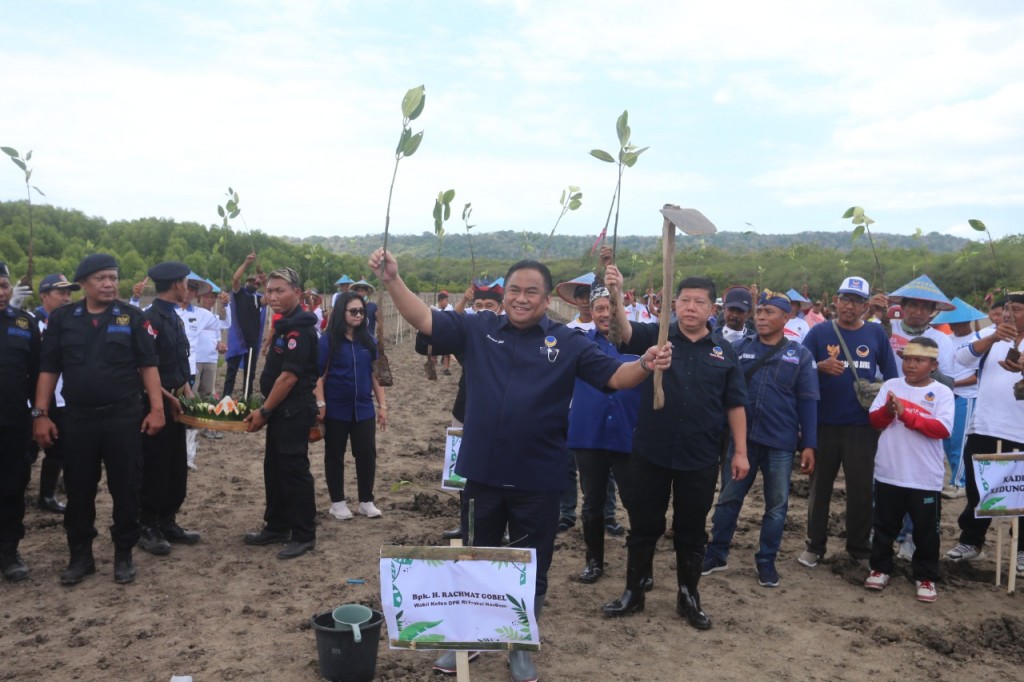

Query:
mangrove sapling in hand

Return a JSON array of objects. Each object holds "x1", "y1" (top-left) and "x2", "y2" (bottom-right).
[
  {"x1": 590, "y1": 110, "x2": 648, "y2": 257},
  {"x1": 425, "y1": 189, "x2": 455, "y2": 381},
  {"x1": 541, "y1": 186, "x2": 582, "y2": 260},
  {"x1": 381, "y1": 85, "x2": 426, "y2": 270},
  {"x1": 842, "y1": 206, "x2": 885, "y2": 291},
  {"x1": 1, "y1": 145, "x2": 45, "y2": 288}
]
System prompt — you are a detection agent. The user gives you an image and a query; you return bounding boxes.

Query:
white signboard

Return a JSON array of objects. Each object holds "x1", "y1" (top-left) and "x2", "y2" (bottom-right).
[
  {"x1": 379, "y1": 546, "x2": 539, "y2": 651},
  {"x1": 973, "y1": 452, "x2": 1024, "y2": 518},
  {"x1": 441, "y1": 427, "x2": 466, "y2": 491}
]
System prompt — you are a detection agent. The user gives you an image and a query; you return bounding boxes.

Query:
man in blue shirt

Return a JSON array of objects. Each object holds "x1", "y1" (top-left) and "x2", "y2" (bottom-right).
[
  {"x1": 368, "y1": 248, "x2": 671, "y2": 682},
  {"x1": 799, "y1": 276, "x2": 898, "y2": 568},
  {"x1": 702, "y1": 289, "x2": 818, "y2": 588},
  {"x1": 602, "y1": 269, "x2": 748, "y2": 632}
]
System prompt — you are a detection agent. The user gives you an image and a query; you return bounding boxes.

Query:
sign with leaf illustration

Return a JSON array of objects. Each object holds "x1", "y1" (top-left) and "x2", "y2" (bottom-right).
[
  {"x1": 973, "y1": 451, "x2": 1024, "y2": 518},
  {"x1": 379, "y1": 546, "x2": 538, "y2": 651},
  {"x1": 441, "y1": 427, "x2": 466, "y2": 491}
]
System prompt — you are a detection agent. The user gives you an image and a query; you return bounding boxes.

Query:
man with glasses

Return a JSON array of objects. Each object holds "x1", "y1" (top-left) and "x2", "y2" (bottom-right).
[
  {"x1": 34, "y1": 254, "x2": 165, "y2": 585},
  {"x1": 799, "y1": 276, "x2": 898, "y2": 568},
  {"x1": 602, "y1": 274, "x2": 748, "y2": 631}
]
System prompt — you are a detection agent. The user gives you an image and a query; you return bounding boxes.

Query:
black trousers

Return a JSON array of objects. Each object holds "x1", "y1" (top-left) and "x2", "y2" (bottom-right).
[
  {"x1": 627, "y1": 455, "x2": 718, "y2": 560},
  {"x1": 62, "y1": 404, "x2": 144, "y2": 551},
  {"x1": 263, "y1": 404, "x2": 317, "y2": 543},
  {"x1": 140, "y1": 398, "x2": 188, "y2": 526},
  {"x1": 223, "y1": 351, "x2": 259, "y2": 400},
  {"x1": 870, "y1": 481, "x2": 941, "y2": 581},
  {"x1": 958, "y1": 434, "x2": 1024, "y2": 548},
  {"x1": 460, "y1": 480, "x2": 561, "y2": 597},
  {"x1": 575, "y1": 448, "x2": 633, "y2": 525},
  {"x1": 324, "y1": 417, "x2": 377, "y2": 503},
  {"x1": 0, "y1": 420, "x2": 32, "y2": 545}
]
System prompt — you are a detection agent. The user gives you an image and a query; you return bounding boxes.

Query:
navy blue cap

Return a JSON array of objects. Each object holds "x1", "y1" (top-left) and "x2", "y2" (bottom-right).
[
  {"x1": 147, "y1": 261, "x2": 191, "y2": 283},
  {"x1": 0, "y1": 262, "x2": 9, "y2": 279},
  {"x1": 39, "y1": 273, "x2": 81, "y2": 293},
  {"x1": 74, "y1": 254, "x2": 119, "y2": 282},
  {"x1": 724, "y1": 287, "x2": 752, "y2": 312}
]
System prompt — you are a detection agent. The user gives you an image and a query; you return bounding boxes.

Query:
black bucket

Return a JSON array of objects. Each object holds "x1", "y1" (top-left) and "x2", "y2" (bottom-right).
[{"x1": 312, "y1": 609, "x2": 384, "y2": 682}]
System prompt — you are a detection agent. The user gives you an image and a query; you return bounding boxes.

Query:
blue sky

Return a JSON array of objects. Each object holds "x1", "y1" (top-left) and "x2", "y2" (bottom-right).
[{"x1": 2, "y1": 1, "x2": 1021, "y2": 243}]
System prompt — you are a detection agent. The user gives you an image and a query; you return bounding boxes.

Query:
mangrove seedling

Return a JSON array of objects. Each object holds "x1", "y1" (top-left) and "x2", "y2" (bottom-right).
[
  {"x1": 542, "y1": 186, "x2": 583, "y2": 260},
  {"x1": 1, "y1": 146, "x2": 45, "y2": 286},
  {"x1": 590, "y1": 110, "x2": 648, "y2": 256},
  {"x1": 842, "y1": 206, "x2": 885, "y2": 290},
  {"x1": 462, "y1": 202, "x2": 477, "y2": 280},
  {"x1": 382, "y1": 85, "x2": 426, "y2": 268}
]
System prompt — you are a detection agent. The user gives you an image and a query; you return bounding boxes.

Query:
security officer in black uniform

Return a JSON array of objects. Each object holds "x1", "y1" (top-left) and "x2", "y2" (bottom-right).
[
  {"x1": 34, "y1": 254, "x2": 165, "y2": 585},
  {"x1": 137, "y1": 262, "x2": 200, "y2": 556},
  {"x1": 0, "y1": 262, "x2": 41, "y2": 582},
  {"x1": 243, "y1": 267, "x2": 320, "y2": 560}
]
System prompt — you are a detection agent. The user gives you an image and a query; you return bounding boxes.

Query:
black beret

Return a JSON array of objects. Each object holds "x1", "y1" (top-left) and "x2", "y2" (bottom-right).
[
  {"x1": 74, "y1": 253, "x2": 119, "y2": 282},
  {"x1": 147, "y1": 261, "x2": 191, "y2": 283}
]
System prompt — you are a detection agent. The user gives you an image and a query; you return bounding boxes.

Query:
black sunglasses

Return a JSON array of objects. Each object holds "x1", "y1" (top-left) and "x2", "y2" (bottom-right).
[{"x1": 346, "y1": 308, "x2": 366, "y2": 316}]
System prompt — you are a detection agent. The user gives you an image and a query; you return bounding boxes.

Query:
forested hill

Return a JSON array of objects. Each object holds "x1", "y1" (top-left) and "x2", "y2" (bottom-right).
[
  {"x1": 297, "y1": 228, "x2": 969, "y2": 261},
  {"x1": 0, "y1": 200, "x2": 1017, "y2": 305}
]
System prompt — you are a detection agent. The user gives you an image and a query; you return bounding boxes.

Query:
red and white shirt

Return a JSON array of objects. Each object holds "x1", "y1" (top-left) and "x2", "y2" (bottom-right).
[{"x1": 869, "y1": 377, "x2": 955, "y2": 491}]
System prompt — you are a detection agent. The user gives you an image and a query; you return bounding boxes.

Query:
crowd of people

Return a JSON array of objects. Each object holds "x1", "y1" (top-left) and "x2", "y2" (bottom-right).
[{"x1": 1, "y1": 246, "x2": 1022, "y2": 682}]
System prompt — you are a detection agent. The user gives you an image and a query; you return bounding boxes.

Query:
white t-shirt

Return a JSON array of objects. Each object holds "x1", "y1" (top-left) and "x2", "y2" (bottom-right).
[
  {"x1": 196, "y1": 304, "x2": 231, "y2": 363},
  {"x1": 960, "y1": 337, "x2": 1024, "y2": 443},
  {"x1": 888, "y1": 323, "x2": 954, "y2": 378},
  {"x1": 784, "y1": 317, "x2": 810, "y2": 343},
  {"x1": 870, "y1": 377, "x2": 955, "y2": 491},
  {"x1": 625, "y1": 302, "x2": 656, "y2": 324},
  {"x1": 946, "y1": 330, "x2": 983, "y2": 399},
  {"x1": 566, "y1": 316, "x2": 595, "y2": 332}
]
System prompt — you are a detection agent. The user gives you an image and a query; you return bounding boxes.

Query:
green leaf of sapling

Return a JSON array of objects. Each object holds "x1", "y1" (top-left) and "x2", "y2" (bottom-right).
[
  {"x1": 217, "y1": 205, "x2": 226, "y2": 218},
  {"x1": 616, "y1": 110, "x2": 629, "y2": 147},
  {"x1": 403, "y1": 131, "x2": 424, "y2": 157},
  {"x1": 25, "y1": 150, "x2": 32, "y2": 161},
  {"x1": 401, "y1": 85, "x2": 426, "y2": 119},
  {"x1": 1, "y1": 147, "x2": 19, "y2": 157},
  {"x1": 569, "y1": 199, "x2": 582, "y2": 210},
  {"x1": 12, "y1": 158, "x2": 26, "y2": 171},
  {"x1": 851, "y1": 225, "x2": 866, "y2": 241},
  {"x1": 968, "y1": 219, "x2": 986, "y2": 232},
  {"x1": 442, "y1": 189, "x2": 455, "y2": 204},
  {"x1": 589, "y1": 149, "x2": 615, "y2": 163},
  {"x1": 841, "y1": 207, "x2": 857, "y2": 219},
  {"x1": 560, "y1": 189, "x2": 566, "y2": 205}
]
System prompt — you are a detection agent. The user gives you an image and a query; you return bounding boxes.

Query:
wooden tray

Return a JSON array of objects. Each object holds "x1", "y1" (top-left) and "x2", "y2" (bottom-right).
[{"x1": 176, "y1": 414, "x2": 252, "y2": 432}]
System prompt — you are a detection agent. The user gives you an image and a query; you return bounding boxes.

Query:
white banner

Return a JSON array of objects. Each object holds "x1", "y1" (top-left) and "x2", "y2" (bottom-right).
[
  {"x1": 441, "y1": 427, "x2": 466, "y2": 491},
  {"x1": 379, "y1": 546, "x2": 539, "y2": 651},
  {"x1": 973, "y1": 452, "x2": 1024, "y2": 518}
]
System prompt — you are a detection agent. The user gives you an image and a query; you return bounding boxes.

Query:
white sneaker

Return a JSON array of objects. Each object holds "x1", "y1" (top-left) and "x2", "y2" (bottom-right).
[
  {"x1": 915, "y1": 580, "x2": 938, "y2": 602},
  {"x1": 941, "y1": 485, "x2": 966, "y2": 499},
  {"x1": 945, "y1": 543, "x2": 984, "y2": 561},
  {"x1": 896, "y1": 539, "x2": 915, "y2": 561},
  {"x1": 358, "y1": 501, "x2": 382, "y2": 518},
  {"x1": 797, "y1": 550, "x2": 820, "y2": 568},
  {"x1": 328, "y1": 501, "x2": 353, "y2": 520},
  {"x1": 864, "y1": 570, "x2": 890, "y2": 590}
]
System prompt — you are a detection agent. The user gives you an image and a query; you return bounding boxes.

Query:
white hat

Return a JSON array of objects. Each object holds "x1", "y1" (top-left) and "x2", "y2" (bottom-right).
[{"x1": 837, "y1": 276, "x2": 870, "y2": 298}]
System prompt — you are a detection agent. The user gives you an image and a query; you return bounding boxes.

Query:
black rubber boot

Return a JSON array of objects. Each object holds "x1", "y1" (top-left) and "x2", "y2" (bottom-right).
[
  {"x1": 37, "y1": 456, "x2": 66, "y2": 514},
  {"x1": 676, "y1": 551, "x2": 712, "y2": 630},
  {"x1": 60, "y1": 544, "x2": 96, "y2": 586},
  {"x1": 509, "y1": 600, "x2": 541, "y2": 681},
  {"x1": 578, "y1": 517, "x2": 605, "y2": 583},
  {"x1": 602, "y1": 545, "x2": 652, "y2": 616},
  {"x1": 114, "y1": 548, "x2": 137, "y2": 584},
  {"x1": 1, "y1": 542, "x2": 29, "y2": 582}
]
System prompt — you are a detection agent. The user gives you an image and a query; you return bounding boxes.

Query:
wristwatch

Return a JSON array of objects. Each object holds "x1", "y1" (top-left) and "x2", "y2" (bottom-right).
[
  {"x1": 258, "y1": 406, "x2": 273, "y2": 419},
  {"x1": 31, "y1": 407, "x2": 48, "y2": 419},
  {"x1": 639, "y1": 355, "x2": 654, "y2": 373},
  {"x1": 316, "y1": 400, "x2": 326, "y2": 409}
]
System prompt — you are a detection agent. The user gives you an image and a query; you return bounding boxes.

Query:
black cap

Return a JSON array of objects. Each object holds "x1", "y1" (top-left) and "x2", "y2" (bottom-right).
[
  {"x1": 147, "y1": 261, "x2": 190, "y2": 283},
  {"x1": 74, "y1": 254, "x2": 119, "y2": 282},
  {"x1": 724, "y1": 287, "x2": 752, "y2": 312},
  {"x1": 0, "y1": 262, "x2": 9, "y2": 279}
]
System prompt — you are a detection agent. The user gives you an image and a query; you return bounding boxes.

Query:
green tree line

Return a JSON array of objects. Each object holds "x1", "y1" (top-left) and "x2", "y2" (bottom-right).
[{"x1": 1, "y1": 200, "x2": 1018, "y2": 308}]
